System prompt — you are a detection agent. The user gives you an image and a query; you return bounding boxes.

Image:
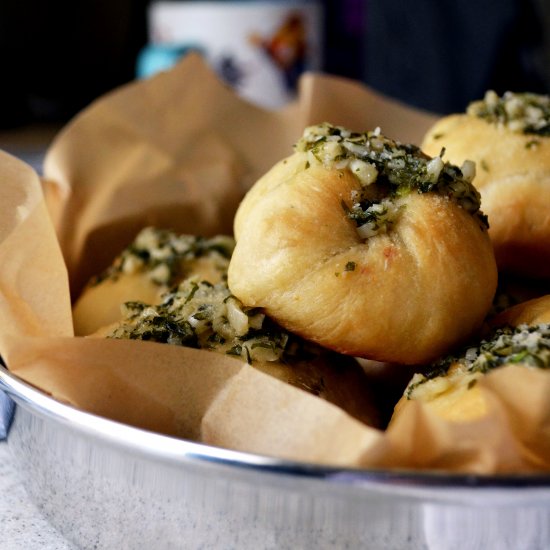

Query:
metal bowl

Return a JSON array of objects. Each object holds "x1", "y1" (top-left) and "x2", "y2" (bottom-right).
[{"x1": 1, "y1": 364, "x2": 550, "y2": 550}]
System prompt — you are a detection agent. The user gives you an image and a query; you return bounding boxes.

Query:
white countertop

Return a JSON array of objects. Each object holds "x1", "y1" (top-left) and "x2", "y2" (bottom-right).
[{"x1": 0, "y1": 441, "x2": 75, "y2": 550}]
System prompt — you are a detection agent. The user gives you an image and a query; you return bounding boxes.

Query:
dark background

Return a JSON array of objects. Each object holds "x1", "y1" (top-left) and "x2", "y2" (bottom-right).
[{"x1": 1, "y1": 0, "x2": 549, "y2": 128}]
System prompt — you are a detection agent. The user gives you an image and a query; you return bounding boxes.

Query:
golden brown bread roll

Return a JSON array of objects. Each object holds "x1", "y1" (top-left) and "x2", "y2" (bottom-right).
[
  {"x1": 98, "y1": 276, "x2": 380, "y2": 428},
  {"x1": 422, "y1": 90, "x2": 550, "y2": 278},
  {"x1": 73, "y1": 227, "x2": 234, "y2": 335},
  {"x1": 228, "y1": 123, "x2": 497, "y2": 365},
  {"x1": 393, "y1": 301, "x2": 550, "y2": 423}
]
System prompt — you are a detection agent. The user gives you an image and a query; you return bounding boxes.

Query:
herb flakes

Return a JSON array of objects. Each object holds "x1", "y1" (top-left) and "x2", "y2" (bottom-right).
[
  {"x1": 109, "y1": 278, "x2": 322, "y2": 366},
  {"x1": 405, "y1": 323, "x2": 550, "y2": 399},
  {"x1": 468, "y1": 90, "x2": 550, "y2": 136},
  {"x1": 296, "y1": 123, "x2": 487, "y2": 239},
  {"x1": 92, "y1": 228, "x2": 235, "y2": 288}
]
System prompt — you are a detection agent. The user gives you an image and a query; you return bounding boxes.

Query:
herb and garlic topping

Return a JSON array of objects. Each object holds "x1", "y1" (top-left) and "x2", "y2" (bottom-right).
[
  {"x1": 295, "y1": 123, "x2": 487, "y2": 238},
  {"x1": 405, "y1": 323, "x2": 550, "y2": 399},
  {"x1": 467, "y1": 90, "x2": 550, "y2": 136},
  {"x1": 108, "y1": 277, "x2": 318, "y2": 365},
  {"x1": 92, "y1": 227, "x2": 235, "y2": 287}
]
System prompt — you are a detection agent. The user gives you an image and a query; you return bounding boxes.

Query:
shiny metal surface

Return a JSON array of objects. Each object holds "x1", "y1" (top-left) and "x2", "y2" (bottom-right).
[{"x1": 2, "y1": 364, "x2": 550, "y2": 549}]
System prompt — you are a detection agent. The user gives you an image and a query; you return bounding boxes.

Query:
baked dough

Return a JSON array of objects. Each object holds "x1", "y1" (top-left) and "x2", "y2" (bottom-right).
[
  {"x1": 489, "y1": 273, "x2": 550, "y2": 317},
  {"x1": 393, "y1": 305, "x2": 550, "y2": 423},
  {"x1": 490, "y1": 294, "x2": 550, "y2": 328},
  {"x1": 422, "y1": 90, "x2": 550, "y2": 278},
  {"x1": 98, "y1": 276, "x2": 380, "y2": 428},
  {"x1": 228, "y1": 124, "x2": 497, "y2": 364},
  {"x1": 73, "y1": 227, "x2": 234, "y2": 335}
]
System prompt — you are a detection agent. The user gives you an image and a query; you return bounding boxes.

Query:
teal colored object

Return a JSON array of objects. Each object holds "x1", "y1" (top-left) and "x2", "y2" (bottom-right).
[
  {"x1": 0, "y1": 390, "x2": 14, "y2": 439},
  {"x1": 136, "y1": 44, "x2": 204, "y2": 79}
]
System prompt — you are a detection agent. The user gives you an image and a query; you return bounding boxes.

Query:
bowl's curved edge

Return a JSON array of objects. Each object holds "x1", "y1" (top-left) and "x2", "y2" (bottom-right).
[{"x1": 2, "y1": 362, "x2": 550, "y2": 501}]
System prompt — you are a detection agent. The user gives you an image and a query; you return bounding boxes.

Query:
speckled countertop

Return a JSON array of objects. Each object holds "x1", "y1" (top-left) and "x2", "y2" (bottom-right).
[{"x1": 0, "y1": 441, "x2": 75, "y2": 550}]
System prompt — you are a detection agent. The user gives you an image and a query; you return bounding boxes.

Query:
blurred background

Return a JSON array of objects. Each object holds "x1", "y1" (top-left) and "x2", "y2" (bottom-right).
[{"x1": 1, "y1": 0, "x2": 550, "y2": 130}]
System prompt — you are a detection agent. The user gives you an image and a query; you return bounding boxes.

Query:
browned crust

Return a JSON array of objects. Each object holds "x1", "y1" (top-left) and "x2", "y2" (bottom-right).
[
  {"x1": 229, "y1": 153, "x2": 497, "y2": 364},
  {"x1": 422, "y1": 115, "x2": 550, "y2": 278}
]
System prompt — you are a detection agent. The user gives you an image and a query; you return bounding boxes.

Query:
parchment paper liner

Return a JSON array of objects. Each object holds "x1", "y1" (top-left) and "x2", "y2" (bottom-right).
[{"x1": 1, "y1": 54, "x2": 549, "y2": 473}]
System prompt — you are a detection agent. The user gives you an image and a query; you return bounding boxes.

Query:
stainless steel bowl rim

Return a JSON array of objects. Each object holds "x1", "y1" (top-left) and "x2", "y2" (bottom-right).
[{"x1": 2, "y1": 363, "x2": 550, "y2": 491}]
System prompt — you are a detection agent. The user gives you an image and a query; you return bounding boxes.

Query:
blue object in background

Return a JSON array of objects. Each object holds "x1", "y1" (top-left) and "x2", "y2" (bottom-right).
[
  {"x1": 136, "y1": 44, "x2": 203, "y2": 79},
  {"x1": 0, "y1": 391, "x2": 14, "y2": 440}
]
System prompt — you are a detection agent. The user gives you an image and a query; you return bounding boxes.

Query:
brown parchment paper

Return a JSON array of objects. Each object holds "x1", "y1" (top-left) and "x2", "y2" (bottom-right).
[{"x1": 2, "y1": 54, "x2": 550, "y2": 473}]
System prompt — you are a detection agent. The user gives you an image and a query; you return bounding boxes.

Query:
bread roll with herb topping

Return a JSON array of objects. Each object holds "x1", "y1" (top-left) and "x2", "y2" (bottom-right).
[
  {"x1": 422, "y1": 90, "x2": 550, "y2": 278},
  {"x1": 228, "y1": 123, "x2": 497, "y2": 365},
  {"x1": 73, "y1": 227, "x2": 234, "y2": 336},
  {"x1": 96, "y1": 276, "x2": 380, "y2": 428},
  {"x1": 392, "y1": 321, "x2": 550, "y2": 423}
]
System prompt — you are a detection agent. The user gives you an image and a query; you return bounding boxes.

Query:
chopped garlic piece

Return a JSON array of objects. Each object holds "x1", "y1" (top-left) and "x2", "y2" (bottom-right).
[
  {"x1": 426, "y1": 156, "x2": 444, "y2": 182},
  {"x1": 226, "y1": 298, "x2": 249, "y2": 337},
  {"x1": 460, "y1": 160, "x2": 476, "y2": 182},
  {"x1": 349, "y1": 159, "x2": 378, "y2": 185}
]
